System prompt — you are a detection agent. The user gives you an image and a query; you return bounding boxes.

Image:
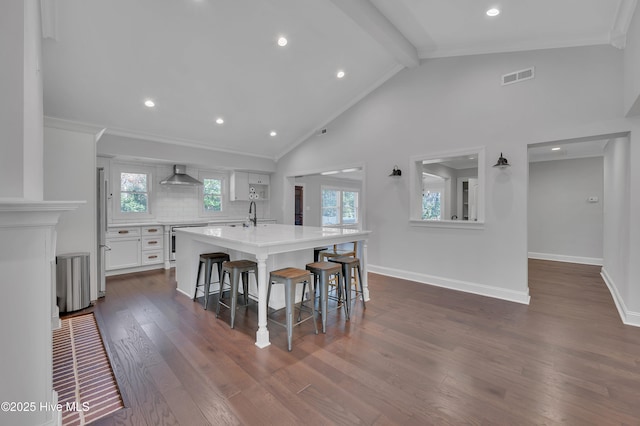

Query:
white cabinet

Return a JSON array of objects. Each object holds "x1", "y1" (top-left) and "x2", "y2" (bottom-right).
[
  {"x1": 249, "y1": 173, "x2": 269, "y2": 185},
  {"x1": 230, "y1": 172, "x2": 250, "y2": 201},
  {"x1": 231, "y1": 172, "x2": 270, "y2": 201},
  {"x1": 106, "y1": 225, "x2": 164, "y2": 271},
  {"x1": 141, "y1": 226, "x2": 163, "y2": 265},
  {"x1": 106, "y1": 237, "x2": 141, "y2": 270}
]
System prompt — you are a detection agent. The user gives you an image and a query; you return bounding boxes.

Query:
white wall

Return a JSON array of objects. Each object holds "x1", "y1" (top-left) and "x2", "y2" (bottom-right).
[
  {"x1": 624, "y1": 4, "x2": 640, "y2": 116},
  {"x1": 528, "y1": 157, "x2": 603, "y2": 264},
  {"x1": 98, "y1": 133, "x2": 276, "y2": 173},
  {"x1": 274, "y1": 45, "x2": 625, "y2": 304},
  {"x1": 44, "y1": 127, "x2": 97, "y2": 299}
]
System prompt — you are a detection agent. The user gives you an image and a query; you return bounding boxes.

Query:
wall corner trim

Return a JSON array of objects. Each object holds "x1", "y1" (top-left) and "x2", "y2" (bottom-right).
[{"x1": 601, "y1": 268, "x2": 640, "y2": 327}]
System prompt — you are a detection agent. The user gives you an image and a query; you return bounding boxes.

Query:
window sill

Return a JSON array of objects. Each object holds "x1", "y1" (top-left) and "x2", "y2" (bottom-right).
[{"x1": 409, "y1": 219, "x2": 485, "y2": 230}]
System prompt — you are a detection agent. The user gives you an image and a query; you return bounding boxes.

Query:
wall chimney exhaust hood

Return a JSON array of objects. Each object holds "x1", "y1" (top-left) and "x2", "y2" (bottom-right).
[{"x1": 160, "y1": 165, "x2": 203, "y2": 186}]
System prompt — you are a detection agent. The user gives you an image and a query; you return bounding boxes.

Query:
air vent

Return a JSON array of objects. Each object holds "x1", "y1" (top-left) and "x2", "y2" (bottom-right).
[{"x1": 502, "y1": 67, "x2": 535, "y2": 86}]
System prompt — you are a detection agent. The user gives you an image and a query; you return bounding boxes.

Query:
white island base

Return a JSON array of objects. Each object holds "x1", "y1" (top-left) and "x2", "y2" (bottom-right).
[{"x1": 174, "y1": 224, "x2": 371, "y2": 348}]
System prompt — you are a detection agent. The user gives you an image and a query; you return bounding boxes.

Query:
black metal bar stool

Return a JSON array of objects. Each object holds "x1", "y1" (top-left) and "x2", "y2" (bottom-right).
[
  {"x1": 328, "y1": 256, "x2": 366, "y2": 319},
  {"x1": 194, "y1": 252, "x2": 230, "y2": 310},
  {"x1": 304, "y1": 262, "x2": 343, "y2": 333},
  {"x1": 267, "y1": 267, "x2": 318, "y2": 351},
  {"x1": 216, "y1": 259, "x2": 258, "y2": 328}
]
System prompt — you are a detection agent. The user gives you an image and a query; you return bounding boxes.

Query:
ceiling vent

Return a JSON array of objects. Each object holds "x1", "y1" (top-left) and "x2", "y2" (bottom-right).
[{"x1": 501, "y1": 67, "x2": 535, "y2": 86}]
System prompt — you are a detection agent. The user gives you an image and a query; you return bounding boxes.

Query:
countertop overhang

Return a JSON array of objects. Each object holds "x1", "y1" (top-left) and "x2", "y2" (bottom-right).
[{"x1": 175, "y1": 223, "x2": 371, "y2": 256}]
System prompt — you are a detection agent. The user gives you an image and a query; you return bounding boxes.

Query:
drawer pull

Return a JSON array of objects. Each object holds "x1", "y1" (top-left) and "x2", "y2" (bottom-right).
[
  {"x1": 147, "y1": 228, "x2": 158, "y2": 233},
  {"x1": 118, "y1": 230, "x2": 129, "y2": 234},
  {"x1": 148, "y1": 255, "x2": 158, "y2": 259},
  {"x1": 147, "y1": 241, "x2": 158, "y2": 245}
]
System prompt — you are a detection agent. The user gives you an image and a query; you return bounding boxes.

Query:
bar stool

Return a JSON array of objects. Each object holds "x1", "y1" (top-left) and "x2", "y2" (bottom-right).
[
  {"x1": 216, "y1": 259, "x2": 258, "y2": 328},
  {"x1": 193, "y1": 252, "x2": 230, "y2": 310},
  {"x1": 267, "y1": 267, "x2": 318, "y2": 351},
  {"x1": 328, "y1": 256, "x2": 366, "y2": 319},
  {"x1": 304, "y1": 262, "x2": 343, "y2": 333}
]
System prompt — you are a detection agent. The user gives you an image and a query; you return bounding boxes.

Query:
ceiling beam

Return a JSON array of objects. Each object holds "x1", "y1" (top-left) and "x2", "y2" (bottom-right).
[{"x1": 329, "y1": 0, "x2": 419, "y2": 68}]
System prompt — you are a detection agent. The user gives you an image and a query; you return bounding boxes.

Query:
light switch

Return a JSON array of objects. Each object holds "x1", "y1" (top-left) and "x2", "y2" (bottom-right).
[{"x1": 587, "y1": 196, "x2": 599, "y2": 203}]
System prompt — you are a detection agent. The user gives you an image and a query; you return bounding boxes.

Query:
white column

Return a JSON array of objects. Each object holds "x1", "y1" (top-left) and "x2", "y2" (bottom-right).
[{"x1": 0, "y1": 201, "x2": 81, "y2": 426}]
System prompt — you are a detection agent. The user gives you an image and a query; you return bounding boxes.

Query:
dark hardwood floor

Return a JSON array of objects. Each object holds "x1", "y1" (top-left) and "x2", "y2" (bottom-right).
[{"x1": 90, "y1": 260, "x2": 640, "y2": 425}]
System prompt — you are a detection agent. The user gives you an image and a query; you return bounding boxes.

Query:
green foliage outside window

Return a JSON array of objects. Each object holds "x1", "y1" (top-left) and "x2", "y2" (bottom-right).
[
  {"x1": 203, "y1": 178, "x2": 222, "y2": 211},
  {"x1": 422, "y1": 192, "x2": 441, "y2": 220},
  {"x1": 120, "y1": 173, "x2": 148, "y2": 213}
]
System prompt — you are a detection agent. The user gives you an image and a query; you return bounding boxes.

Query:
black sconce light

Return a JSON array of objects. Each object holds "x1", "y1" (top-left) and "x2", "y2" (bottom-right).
[
  {"x1": 389, "y1": 166, "x2": 402, "y2": 177},
  {"x1": 493, "y1": 152, "x2": 510, "y2": 169}
]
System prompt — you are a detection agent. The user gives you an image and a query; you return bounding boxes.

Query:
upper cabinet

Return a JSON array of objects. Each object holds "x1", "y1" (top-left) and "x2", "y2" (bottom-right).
[{"x1": 230, "y1": 172, "x2": 270, "y2": 201}]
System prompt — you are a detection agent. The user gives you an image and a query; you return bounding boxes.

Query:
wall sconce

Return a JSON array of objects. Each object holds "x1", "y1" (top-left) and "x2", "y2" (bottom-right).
[
  {"x1": 389, "y1": 166, "x2": 402, "y2": 177},
  {"x1": 493, "y1": 152, "x2": 510, "y2": 169}
]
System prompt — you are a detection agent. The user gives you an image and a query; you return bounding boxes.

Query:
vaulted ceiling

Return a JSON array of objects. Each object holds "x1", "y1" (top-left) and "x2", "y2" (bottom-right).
[{"x1": 41, "y1": 0, "x2": 636, "y2": 160}]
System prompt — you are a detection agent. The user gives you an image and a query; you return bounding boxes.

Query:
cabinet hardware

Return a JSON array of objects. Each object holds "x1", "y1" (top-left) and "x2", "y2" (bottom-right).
[
  {"x1": 147, "y1": 228, "x2": 158, "y2": 232},
  {"x1": 148, "y1": 241, "x2": 158, "y2": 245},
  {"x1": 118, "y1": 230, "x2": 129, "y2": 234},
  {"x1": 148, "y1": 255, "x2": 158, "y2": 259}
]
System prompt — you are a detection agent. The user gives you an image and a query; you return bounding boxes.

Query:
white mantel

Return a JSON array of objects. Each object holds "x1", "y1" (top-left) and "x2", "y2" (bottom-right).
[{"x1": 0, "y1": 199, "x2": 83, "y2": 426}]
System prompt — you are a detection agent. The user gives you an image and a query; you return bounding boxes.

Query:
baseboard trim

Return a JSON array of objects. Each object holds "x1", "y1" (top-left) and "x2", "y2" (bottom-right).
[
  {"x1": 528, "y1": 252, "x2": 603, "y2": 266},
  {"x1": 601, "y1": 268, "x2": 640, "y2": 327},
  {"x1": 367, "y1": 264, "x2": 530, "y2": 305}
]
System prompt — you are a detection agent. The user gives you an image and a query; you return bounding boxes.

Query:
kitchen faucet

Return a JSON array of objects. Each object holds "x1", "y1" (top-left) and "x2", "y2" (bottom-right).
[{"x1": 249, "y1": 200, "x2": 257, "y2": 227}]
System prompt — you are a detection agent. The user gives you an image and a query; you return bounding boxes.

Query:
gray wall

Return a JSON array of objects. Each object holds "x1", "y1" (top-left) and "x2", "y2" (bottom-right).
[
  {"x1": 273, "y1": 44, "x2": 626, "y2": 304},
  {"x1": 528, "y1": 157, "x2": 603, "y2": 264}
]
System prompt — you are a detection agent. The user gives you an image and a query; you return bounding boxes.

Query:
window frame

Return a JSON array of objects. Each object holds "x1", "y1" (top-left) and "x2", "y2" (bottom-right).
[
  {"x1": 409, "y1": 147, "x2": 485, "y2": 229},
  {"x1": 198, "y1": 171, "x2": 226, "y2": 217},
  {"x1": 111, "y1": 162, "x2": 155, "y2": 221},
  {"x1": 321, "y1": 185, "x2": 360, "y2": 227}
]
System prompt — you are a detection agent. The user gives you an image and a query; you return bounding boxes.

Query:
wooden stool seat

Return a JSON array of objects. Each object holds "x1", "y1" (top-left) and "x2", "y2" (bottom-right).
[
  {"x1": 216, "y1": 259, "x2": 258, "y2": 328},
  {"x1": 305, "y1": 262, "x2": 343, "y2": 332},
  {"x1": 267, "y1": 267, "x2": 318, "y2": 351},
  {"x1": 194, "y1": 252, "x2": 230, "y2": 310}
]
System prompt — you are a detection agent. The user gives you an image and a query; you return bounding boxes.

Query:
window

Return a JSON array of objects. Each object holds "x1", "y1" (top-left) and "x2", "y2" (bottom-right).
[
  {"x1": 120, "y1": 172, "x2": 149, "y2": 213},
  {"x1": 199, "y1": 172, "x2": 225, "y2": 216},
  {"x1": 112, "y1": 163, "x2": 154, "y2": 220},
  {"x1": 409, "y1": 147, "x2": 485, "y2": 228},
  {"x1": 321, "y1": 187, "x2": 359, "y2": 226}
]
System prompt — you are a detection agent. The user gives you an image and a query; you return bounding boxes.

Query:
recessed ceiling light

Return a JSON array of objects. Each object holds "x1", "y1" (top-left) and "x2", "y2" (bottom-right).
[
  {"x1": 215, "y1": 117, "x2": 224, "y2": 125},
  {"x1": 551, "y1": 147, "x2": 561, "y2": 151},
  {"x1": 277, "y1": 37, "x2": 288, "y2": 47},
  {"x1": 336, "y1": 70, "x2": 346, "y2": 79},
  {"x1": 269, "y1": 130, "x2": 277, "y2": 137},
  {"x1": 144, "y1": 99, "x2": 155, "y2": 108},
  {"x1": 486, "y1": 8, "x2": 500, "y2": 17}
]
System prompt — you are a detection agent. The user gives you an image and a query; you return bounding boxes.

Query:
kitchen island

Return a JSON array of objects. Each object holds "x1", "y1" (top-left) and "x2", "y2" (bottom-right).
[{"x1": 174, "y1": 223, "x2": 371, "y2": 348}]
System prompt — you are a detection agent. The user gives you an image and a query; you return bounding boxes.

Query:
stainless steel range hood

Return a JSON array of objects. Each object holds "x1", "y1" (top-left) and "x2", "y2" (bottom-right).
[{"x1": 160, "y1": 165, "x2": 203, "y2": 186}]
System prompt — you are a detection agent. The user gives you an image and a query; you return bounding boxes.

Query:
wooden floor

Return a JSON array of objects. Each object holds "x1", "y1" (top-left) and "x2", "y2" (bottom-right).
[{"x1": 90, "y1": 260, "x2": 640, "y2": 425}]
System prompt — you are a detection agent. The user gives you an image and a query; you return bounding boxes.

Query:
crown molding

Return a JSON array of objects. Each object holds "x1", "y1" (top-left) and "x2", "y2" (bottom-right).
[{"x1": 44, "y1": 116, "x2": 105, "y2": 135}]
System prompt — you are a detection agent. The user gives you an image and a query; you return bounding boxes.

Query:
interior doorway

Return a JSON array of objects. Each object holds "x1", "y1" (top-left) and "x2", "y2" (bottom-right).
[{"x1": 294, "y1": 185, "x2": 304, "y2": 225}]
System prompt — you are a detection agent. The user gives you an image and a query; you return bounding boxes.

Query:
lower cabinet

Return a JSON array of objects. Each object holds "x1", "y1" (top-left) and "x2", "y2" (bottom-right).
[
  {"x1": 106, "y1": 225, "x2": 164, "y2": 272},
  {"x1": 105, "y1": 237, "x2": 141, "y2": 270}
]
